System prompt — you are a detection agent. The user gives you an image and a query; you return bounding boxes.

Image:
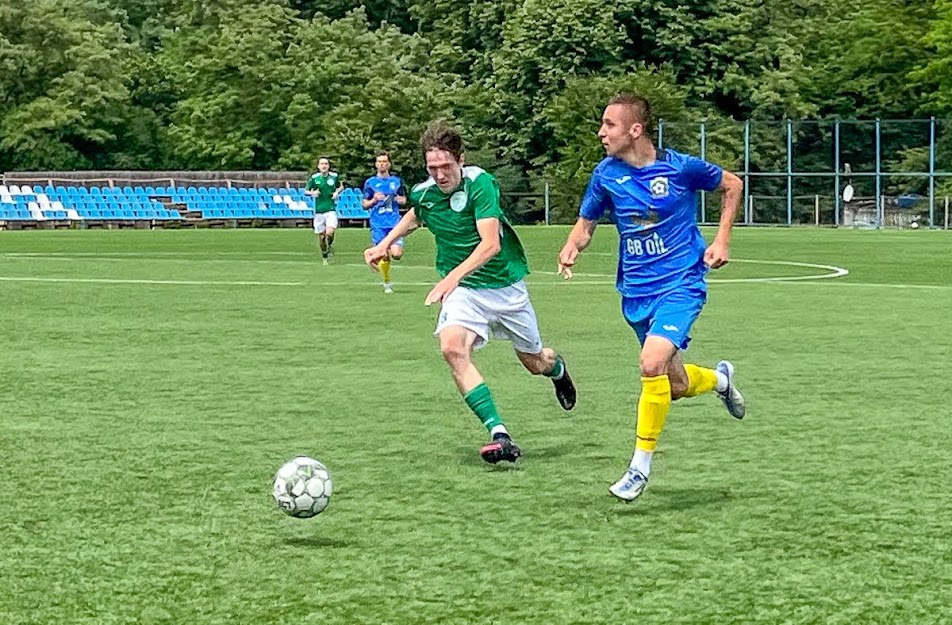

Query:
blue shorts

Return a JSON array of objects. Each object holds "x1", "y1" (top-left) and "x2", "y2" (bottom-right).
[
  {"x1": 371, "y1": 227, "x2": 404, "y2": 248},
  {"x1": 622, "y1": 283, "x2": 707, "y2": 350}
]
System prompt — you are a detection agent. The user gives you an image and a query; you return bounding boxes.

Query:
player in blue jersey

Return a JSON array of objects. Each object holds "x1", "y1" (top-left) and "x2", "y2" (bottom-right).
[
  {"x1": 362, "y1": 151, "x2": 407, "y2": 293},
  {"x1": 557, "y1": 93, "x2": 747, "y2": 502}
]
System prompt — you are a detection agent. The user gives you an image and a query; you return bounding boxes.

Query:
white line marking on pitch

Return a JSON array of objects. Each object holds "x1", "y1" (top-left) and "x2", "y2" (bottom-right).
[
  {"x1": 341, "y1": 258, "x2": 850, "y2": 283},
  {"x1": 0, "y1": 276, "x2": 303, "y2": 286}
]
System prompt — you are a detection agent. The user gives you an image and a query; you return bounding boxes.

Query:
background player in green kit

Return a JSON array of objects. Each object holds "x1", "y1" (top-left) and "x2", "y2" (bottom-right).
[
  {"x1": 305, "y1": 156, "x2": 344, "y2": 264},
  {"x1": 363, "y1": 121, "x2": 577, "y2": 464}
]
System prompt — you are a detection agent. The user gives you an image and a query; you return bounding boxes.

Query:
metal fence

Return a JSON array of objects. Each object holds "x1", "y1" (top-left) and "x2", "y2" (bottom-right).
[
  {"x1": 659, "y1": 119, "x2": 952, "y2": 228},
  {"x1": 6, "y1": 120, "x2": 952, "y2": 229},
  {"x1": 502, "y1": 119, "x2": 952, "y2": 228}
]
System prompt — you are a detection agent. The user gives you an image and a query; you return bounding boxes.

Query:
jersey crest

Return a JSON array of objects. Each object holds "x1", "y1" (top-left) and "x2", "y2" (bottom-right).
[
  {"x1": 450, "y1": 191, "x2": 467, "y2": 212},
  {"x1": 649, "y1": 176, "x2": 669, "y2": 199}
]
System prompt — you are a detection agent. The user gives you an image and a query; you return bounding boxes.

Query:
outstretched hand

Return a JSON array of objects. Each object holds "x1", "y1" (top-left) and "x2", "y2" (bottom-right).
[{"x1": 364, "y1": 245, "x2": 388, "y2": 271}]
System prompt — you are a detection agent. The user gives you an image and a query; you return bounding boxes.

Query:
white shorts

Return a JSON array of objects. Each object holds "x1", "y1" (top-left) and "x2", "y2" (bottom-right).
[
  {"x1": 313, "y1": 211, "x2": 339, "y2": 234},
  {"x1": 434, "y1": 280, "x2": 543, "y2": 354}
]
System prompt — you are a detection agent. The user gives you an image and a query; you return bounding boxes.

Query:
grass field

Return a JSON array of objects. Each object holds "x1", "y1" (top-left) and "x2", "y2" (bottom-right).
[{"x1": 2, "y1": 226, "x2": 951, "y2": 624}]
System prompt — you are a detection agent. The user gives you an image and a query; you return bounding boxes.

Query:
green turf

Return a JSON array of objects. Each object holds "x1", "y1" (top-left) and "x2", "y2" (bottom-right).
[{"x1": 1, "y1": 226, "x2": 950, "y2": 624}]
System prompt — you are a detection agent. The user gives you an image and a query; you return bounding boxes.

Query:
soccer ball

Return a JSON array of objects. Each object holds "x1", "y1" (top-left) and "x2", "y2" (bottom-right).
[
  {"x1": 272, "y1": 456, "x2": 333, "y2": 518},
  {"x1": 910, "y1": 221, "x2": 920, "y2": 229}
]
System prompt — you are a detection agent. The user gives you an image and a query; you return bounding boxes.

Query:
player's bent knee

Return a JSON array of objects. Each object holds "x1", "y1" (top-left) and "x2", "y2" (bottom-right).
[
  {"x1": 640, "y1": 358, "x2": 669, "y2": 378},
  {"x1": 440, "y1": 341, "x2": 470, "y2": 366}
]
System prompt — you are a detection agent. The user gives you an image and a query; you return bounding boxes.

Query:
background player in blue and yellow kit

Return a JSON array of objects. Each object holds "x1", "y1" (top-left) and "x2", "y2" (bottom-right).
[
  {"x1": 558, "y1": 93, "x2": 747, "y2": 502},
  {"x1": 362, "y1": 151, "x2": 406, "y2": 293}
]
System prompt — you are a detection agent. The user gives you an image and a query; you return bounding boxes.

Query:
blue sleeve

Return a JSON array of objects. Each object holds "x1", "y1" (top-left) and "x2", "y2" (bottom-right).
[
  {"x1": 362, "y1": 179, "x2": 374, "y2": 200},
  {"x1": 683, "y1": 155, "x2": 723, "y2": 192},
  {"x1": 579, "y1": 168, "x2": 611, "y2": 220}
]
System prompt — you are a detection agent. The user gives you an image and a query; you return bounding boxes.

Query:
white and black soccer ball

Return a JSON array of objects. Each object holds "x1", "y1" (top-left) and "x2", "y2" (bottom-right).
[{"x1": 272, "y1": 456, "x2": 333, "y2": 518}]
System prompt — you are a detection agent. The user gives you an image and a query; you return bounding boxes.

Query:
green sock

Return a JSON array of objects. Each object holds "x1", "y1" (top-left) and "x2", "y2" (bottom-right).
[
  {"x1": 544, "y1": 356, "x2": 565, "y2": 379},
  {"x1": 464, "y1": 383, "x2": 504, "y2": 432}
]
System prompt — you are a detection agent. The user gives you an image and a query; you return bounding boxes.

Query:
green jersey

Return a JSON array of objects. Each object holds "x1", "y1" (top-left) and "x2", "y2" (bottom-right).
[
  {"x1": 410, "y1": 166, "x2": 529, "y2": 289},
  {"x1": 306, "y1": 172, "x2": 340, "y2": 213}
]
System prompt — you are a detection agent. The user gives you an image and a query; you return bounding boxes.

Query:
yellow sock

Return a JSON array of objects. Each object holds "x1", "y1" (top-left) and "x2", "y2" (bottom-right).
[
  {"x1": 635, "y1": 375, "x2": 672, "y2": 453},
  {"x1": 380, "y1": 259, "x2": 391, "y2": 283},
  {"x1": 682, "y1": 364, "x2": 718, "y2": 397}
]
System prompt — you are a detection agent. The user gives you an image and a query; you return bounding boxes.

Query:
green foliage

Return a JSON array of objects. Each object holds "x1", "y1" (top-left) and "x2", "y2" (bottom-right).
[
  {"x1": 491, "y1": 0, "x2": 627, "y2": 164},
  {"x1": 914, "y1": 0, "x2": 952, "y2": 115},
  {"x1": 0, "y1": 0, "x2": 139, "y2": 169},
  {"x1": 0, "y1": 0, "x2": 943, "y2": 183},
  {"x1": 542, "y1": 67, "x2": 688, "y2": 213},
  {"x1": 811, "y1": 0, "x2": 934, "y2": 119},
  {"x1": 279, "y1": 11, "x2": 458, "y2": 179}
]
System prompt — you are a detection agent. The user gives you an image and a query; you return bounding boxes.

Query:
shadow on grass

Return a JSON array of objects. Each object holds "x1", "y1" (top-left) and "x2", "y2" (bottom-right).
[
  {"x1": 455, "y1": 446, "x2": 522, "y2": 471},
  {"x1": 608, "y1": 486, "x2": 734, "y2": 515},
  {"x1": 281, "y1": 536, "x2": 352, "y2": 549},
  {"x1": 456, "y1": 441, "x2": 606, "y2": 468}
]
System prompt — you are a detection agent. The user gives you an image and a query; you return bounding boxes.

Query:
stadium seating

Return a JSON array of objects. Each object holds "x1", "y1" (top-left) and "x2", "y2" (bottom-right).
[{"x1": 0, "y1": 184, "x2": 372, "y2": 222}]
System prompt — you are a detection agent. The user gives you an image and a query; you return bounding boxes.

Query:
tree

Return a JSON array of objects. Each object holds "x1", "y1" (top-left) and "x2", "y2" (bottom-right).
[
  {"x1": 0, "y1": 0, "x2": 139, "y2": 170},
  {"x1": 490, "y1": 0, "x2": 627, "y2": 166},
  {"x1": 541, "y1": 67, "x2": 689, "y2": 220}
]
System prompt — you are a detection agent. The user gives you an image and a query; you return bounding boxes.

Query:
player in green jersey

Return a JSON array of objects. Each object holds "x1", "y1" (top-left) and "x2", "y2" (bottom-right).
[
  {"x1": 305, "y1": 157, "x2": 344, "y2": 264},
  {"x1": 364, "y1": 121, "x2": 577, "y2": 464}
]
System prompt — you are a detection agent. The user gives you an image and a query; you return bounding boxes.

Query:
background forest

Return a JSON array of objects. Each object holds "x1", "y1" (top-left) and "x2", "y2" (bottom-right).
[{"x1": 1, "y1": 0, "x2": 950, "y2": 205}]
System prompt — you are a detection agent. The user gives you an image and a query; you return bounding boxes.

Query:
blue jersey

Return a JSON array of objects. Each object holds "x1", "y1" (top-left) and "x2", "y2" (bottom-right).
[
  {"x1": 363, "y1": 175, "x2": 404, "y2": 230},
  {"x1": 579, "y1": 149, "x2": 723, "y2": 297}
]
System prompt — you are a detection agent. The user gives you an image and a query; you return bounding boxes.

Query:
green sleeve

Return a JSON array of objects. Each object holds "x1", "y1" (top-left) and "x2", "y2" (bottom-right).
[
  {"x1": 305, "y1": 176, "x2": 316, "y2": 191},
  {"x1": 470, "y1": 173, "x2": 504, "y2": 220},
  {"x1": 409, "y1": 187, "x2": 427, "y2": 225}
]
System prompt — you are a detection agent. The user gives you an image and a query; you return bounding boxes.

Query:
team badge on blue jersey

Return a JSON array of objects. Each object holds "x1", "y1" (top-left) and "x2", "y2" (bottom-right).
[{"x1": 649, "y1": 176, "x2": 669, "y2": 199}]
